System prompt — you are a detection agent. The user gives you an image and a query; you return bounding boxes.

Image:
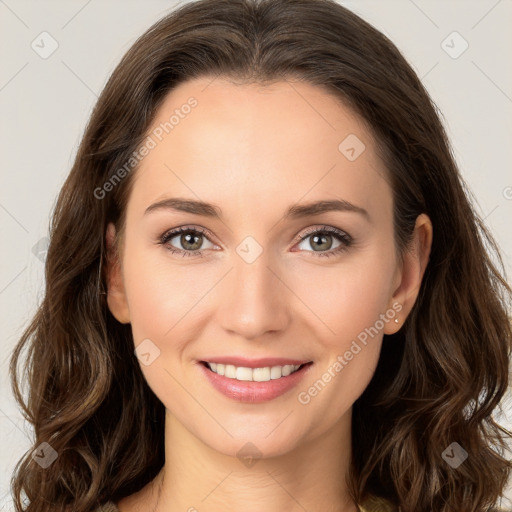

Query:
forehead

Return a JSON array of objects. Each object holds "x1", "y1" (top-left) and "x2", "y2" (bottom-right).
[{"x1": 127, "y1": 77, "x2": 391, "y2": 221}]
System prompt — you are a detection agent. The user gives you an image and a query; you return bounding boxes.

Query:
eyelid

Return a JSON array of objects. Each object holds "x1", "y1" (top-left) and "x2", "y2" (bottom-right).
[
  {"x1": 292, "y1": 225, "x2": 352, "y2": 245},
  {"x1": 159, "y1": 224, "x2": 353, "y2": 257},
  {"x1": 159, "y1": 225, "x2": 219, "y2": 246},
  {"x1": 160, "y1": 224, "x2": 351, "y2": 244}
]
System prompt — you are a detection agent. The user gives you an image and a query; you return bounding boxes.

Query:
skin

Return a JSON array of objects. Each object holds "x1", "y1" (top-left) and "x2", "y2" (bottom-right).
[{"x1": 106, "y1": 77, "x2": 432, "y2": 512}]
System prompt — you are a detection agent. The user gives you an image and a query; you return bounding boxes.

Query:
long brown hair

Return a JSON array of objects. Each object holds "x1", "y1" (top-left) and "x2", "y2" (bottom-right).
[{"x1": 10, "y1": 0, "x2": 511, "y2": 510}]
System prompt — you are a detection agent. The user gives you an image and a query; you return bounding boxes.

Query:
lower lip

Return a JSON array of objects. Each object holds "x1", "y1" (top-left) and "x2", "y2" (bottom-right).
[{"x1": 198, "y1": 362, "x2": 313, "y2": 403}]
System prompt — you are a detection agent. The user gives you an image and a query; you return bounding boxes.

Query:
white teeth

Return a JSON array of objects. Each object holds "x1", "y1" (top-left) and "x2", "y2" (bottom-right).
[
  {"x1": 206, "y1": 363, "x2": 302, "y2": 381},
  {"x1": 270, "y1": 366, "x2": 282, "y2": 379},
  {"x1": 281, "y1": 365, "x2": 292, "y2": 377},
  {"x1": 252, "y1": 367, "x2": 271, "y2": 382},
  {"x1": 236, "y1": 367, "x2": 253, "y2": 381},
  {"x1": 225, "y1": 364, "x2": 236, "y2": 378}
]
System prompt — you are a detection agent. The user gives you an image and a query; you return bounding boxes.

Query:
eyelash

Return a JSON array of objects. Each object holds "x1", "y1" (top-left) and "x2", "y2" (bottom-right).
[{"x1": 158, "y1": 225, "x2": 353, "y2": 259}]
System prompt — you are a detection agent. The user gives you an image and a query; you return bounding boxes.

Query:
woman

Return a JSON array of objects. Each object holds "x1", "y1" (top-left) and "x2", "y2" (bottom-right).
[{"x1": 9, "y1": 0, "x2": 511, "y2": 511}]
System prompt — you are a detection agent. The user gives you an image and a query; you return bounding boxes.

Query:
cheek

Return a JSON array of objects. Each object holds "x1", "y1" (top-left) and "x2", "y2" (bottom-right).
[
  {"x1": 290, "y1": 252, "x2": 394, "y2": 414},
  {"x1": 122, "y1": 248, "x2": 210, "y2": 417},
  {"x1": 122, "y1": 246, "x2": 213, "y2": 343},
  {"x1": 124, "y1": 235, "x2": 396, "y2": 348},
  {"x1": 290, "y1": 253, "x2": 395, "y2": 344}
]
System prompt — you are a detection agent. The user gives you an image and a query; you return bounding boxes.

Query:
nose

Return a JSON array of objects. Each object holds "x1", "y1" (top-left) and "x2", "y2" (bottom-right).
[{"x1": 215, "y1": 250, "x2": 291, "y2": 341}]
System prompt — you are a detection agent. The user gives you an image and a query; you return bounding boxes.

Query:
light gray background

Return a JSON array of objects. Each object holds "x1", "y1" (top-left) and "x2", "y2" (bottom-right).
[{"x1": 1, "y1": 0, "x2": 511, "y2": 509}]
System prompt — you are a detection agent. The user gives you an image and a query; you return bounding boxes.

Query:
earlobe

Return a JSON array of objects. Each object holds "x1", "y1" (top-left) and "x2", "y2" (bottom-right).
[
  {"x1": 105, "y1": 222, "x2": 131, "y2": 324},
  {"x1": 384, "y1": 213, "x2": 433, "y2": 334}
]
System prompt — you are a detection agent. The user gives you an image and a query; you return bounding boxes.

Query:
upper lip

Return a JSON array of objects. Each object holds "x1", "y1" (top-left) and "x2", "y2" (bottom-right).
[{"x1": 199, "y1": 357, "x2": 312, "y2": 368}]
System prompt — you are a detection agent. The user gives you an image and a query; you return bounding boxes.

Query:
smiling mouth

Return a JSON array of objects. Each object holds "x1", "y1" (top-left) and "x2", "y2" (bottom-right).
[{"x1": 200, "y1": 361, "x2": 311, "y2": 382}]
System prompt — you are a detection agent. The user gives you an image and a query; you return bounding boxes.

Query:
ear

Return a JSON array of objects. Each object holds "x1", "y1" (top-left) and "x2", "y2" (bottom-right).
[
  {"x1": 384, "y1": 213, "x2": 433, "y2": 334},
  {"x1": 105, "y1": 222, "x2": 131, "y2": 324}
]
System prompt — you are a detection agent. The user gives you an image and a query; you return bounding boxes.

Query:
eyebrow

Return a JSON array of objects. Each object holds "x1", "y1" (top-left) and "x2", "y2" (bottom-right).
[{"x1": 144, "y1": 197, "x2": 369, "y2": 221}]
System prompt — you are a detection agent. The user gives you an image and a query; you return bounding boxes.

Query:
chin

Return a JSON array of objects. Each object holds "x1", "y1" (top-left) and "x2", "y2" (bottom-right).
[{"x1": 198, "y1": 423, "x2": 305, "y2": 461}]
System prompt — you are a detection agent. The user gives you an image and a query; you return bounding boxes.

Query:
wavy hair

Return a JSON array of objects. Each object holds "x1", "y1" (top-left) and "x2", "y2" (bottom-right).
[{"x1": 9, "y1": 0, "x2": 512, "y2": 510}]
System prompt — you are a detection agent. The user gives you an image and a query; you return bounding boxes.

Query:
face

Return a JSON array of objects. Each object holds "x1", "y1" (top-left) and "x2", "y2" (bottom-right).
[{"x1": 106, "y1": 77, "x2": 422, "y2": 459}]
